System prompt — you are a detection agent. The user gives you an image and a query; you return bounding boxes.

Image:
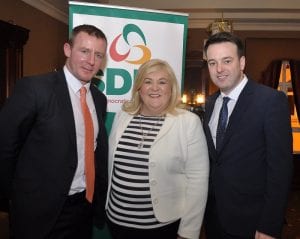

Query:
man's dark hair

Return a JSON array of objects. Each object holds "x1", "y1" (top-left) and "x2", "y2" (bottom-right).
[
  {"x1": 204, "y1": 32, "x2": 245, "y2": 58},
  {"x1": 69, "y1": 24, "x2": 107, "y2": 46}
]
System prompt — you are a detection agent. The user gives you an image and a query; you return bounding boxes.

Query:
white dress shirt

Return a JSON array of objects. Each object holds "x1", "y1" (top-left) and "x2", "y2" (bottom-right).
[{"x1": 63, "y1": 66, "x2": 99, "y2": 195}]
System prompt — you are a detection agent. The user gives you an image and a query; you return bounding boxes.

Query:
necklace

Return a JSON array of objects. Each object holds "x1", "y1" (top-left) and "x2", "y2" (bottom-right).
[{"x1": 137, "y1": 115, "x2": 164, "y2": 149}]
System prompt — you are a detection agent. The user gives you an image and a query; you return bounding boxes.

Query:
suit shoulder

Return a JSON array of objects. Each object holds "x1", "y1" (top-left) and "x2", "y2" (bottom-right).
[
  {"x1": 12, "y1": 71, "x2": 62, "y2": 96},
  {"x1": 252, "y1": 81, "x2": 285, "y2": 99},
  {"x1": 22, "y1": 71, "x2": 59, "y2": 80},
  {"x1": 20, "y1": 71, "x2": 62, "y2": 87}
]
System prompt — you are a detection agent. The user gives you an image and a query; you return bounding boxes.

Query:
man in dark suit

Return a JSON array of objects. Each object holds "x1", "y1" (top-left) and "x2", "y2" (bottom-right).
[
  {"x1": 203, "y1": 32, "x2": 293, "y2": 239},
  {"x1": 0, "y1": 24, "x2": 108, "y2": 239}
]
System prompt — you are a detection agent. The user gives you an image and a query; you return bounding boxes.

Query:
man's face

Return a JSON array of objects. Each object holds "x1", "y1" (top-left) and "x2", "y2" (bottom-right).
[
  {"x1": 206, "y1": 42, "x2": 245, "y2": 94},
  {"x1": 64, "y1": 32, "x2": 107, "y2": 84}
]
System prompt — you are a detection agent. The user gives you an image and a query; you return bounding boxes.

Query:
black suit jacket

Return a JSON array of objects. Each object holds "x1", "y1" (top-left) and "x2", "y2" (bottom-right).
[
  {"x1": 0, "y1": 70, "x2": 108, "y2": 239},
  {"x1": 203, "y1": 79, "x2": 293, "y2": 238}
]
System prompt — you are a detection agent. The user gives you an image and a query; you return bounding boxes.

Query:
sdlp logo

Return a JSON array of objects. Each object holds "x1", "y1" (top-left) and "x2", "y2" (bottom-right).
[{"x1": 100, "y1": 24, "x2": 152, "y2": 96}]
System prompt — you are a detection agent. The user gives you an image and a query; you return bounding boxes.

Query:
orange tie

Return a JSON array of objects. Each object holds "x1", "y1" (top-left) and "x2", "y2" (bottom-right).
[{"x1": 80, "y1": 86, "x2": 95, "y2": 203}]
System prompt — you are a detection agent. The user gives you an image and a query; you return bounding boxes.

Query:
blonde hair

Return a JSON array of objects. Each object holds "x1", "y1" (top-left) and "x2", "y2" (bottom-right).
[{"x1": 122, "y1": 59, "x2": 182, "y2": 115}]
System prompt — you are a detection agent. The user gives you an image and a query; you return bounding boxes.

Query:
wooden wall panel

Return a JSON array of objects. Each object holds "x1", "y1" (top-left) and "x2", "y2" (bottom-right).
[{"x1": 245, "y1": 38, "x2": 300, "y2": 81}]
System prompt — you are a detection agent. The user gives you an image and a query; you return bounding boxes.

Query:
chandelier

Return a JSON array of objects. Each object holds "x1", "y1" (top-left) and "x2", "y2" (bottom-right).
[{"x1": 207, "y1": 13, "x2": 233, "y2": 35}]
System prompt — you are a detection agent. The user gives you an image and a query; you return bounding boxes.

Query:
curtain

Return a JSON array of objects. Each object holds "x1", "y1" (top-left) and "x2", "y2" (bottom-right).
[
  {"x1": 290, "y1": 60, "x2": 300, "y2": 122},
  {"x1": 260, "y1": 59, "x2": 282, "y2": 88}
]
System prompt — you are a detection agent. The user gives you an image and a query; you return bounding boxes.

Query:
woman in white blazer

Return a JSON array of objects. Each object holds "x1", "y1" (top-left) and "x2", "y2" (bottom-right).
[{"x1": 105, "y1": 59, "x2": 209, "y2": 239}]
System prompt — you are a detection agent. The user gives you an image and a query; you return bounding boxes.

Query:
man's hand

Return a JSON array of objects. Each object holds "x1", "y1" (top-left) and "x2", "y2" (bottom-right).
[{"x1": 255, "y1": 231, "x2": 276, "y2": 239}]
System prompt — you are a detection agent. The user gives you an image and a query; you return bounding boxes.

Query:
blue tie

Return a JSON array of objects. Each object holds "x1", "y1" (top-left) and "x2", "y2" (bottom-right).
[{"x1": 216, "y1": 97, "x2": 230, "y2": 151}]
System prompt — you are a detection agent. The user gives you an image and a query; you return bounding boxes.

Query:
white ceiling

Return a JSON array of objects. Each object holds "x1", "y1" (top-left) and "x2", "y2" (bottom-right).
[{"x1": 21, "y1": 0, "x2": 300, "y2": 31}]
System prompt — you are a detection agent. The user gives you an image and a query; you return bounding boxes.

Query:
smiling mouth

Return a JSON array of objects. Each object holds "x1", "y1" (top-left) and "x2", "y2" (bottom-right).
[
  {"x1": 149, "y1": 94, "x2": 160, "y2": 98},
  {"x1": 82, "y1": 66, "x2": 94, "y2": 72},
  {"x1": 217, "y1": 75, "x2": 228, "y2": 82},
  {"x1": 217, "y1": 75, "x2": 227, "y2": 79}
]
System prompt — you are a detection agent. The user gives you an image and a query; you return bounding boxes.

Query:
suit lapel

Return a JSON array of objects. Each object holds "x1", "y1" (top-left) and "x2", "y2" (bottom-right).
[
  {"x1": 221, "y1": 80, "x2": 255, "y2": 152},
  {"x1": 90, "y1": 84, "x2": 106, "y2": 139},
  {"x1": 204, "y1": 92, "x2": 220, "y2": 160},
  {"x1": 54, "y1": 70, "x2": 77, "y2": 146},
  {"x1": 204, "y1": 80, "x2": 255, "y2": 159}
]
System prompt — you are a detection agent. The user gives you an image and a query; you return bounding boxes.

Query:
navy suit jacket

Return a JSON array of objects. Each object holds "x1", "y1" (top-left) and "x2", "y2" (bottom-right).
[
  {"x1": 203, "y1": 79, "x2": 293, "y2": 238},
  {"x1": 0, "y1": 70, "x2": 108, "y2": 239}
]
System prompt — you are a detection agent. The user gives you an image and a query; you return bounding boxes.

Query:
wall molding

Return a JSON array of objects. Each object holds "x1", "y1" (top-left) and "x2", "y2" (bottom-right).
[{"x1": 22, "y1": 0, "x2": 300, "y2": 31}]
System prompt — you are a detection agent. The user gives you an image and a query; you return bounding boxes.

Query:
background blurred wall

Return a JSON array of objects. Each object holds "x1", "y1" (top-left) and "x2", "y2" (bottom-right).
[{"x1": 0, "y1": 0, "x2": 68, "y2": 76}]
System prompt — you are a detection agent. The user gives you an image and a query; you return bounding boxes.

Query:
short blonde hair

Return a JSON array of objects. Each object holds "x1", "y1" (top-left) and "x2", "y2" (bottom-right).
[{"x1": 122, "y1": 59, "x2": 182, "y2": 115}]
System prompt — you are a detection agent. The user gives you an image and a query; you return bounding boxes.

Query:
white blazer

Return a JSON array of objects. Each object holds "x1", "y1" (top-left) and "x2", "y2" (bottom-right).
[{"x1": 106, "y1": 108, "x2": 209, "y2": 239}]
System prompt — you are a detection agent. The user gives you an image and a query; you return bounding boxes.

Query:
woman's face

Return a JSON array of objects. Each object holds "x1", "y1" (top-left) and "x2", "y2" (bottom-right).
[{"x1": 139, "y1": 69, "x2": 172, "y2": 116}]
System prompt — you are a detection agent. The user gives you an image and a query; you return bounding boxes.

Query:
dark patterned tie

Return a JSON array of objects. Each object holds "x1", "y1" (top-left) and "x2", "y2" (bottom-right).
[{"x1": 216, "y1": 97, "x2": 230, "y2": 151}]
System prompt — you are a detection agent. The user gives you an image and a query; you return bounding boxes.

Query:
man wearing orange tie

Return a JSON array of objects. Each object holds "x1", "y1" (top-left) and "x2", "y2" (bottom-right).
[{"x1": 0, "y1": 24, "x2": 108, "y2": 239}]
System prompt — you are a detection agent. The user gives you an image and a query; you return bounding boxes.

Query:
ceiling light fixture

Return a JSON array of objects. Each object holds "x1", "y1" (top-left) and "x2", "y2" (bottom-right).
[{"x1": 207, "y1": 12, "x2": 233, "y2": 35}]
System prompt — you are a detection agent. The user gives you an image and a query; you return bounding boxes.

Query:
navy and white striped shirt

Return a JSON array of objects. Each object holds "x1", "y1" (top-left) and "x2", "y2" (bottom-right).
[{"x1": 107, "y1": 115, "x2": 169, "y2": 229}]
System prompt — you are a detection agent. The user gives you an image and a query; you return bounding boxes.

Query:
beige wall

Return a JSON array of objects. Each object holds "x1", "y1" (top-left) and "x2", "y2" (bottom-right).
[
  {"x1": 109, "y1": 0, "x2": 300, "y2": 9},
  {"x1": 0, "y1": 0, "x2": 68, "y2": 76}
]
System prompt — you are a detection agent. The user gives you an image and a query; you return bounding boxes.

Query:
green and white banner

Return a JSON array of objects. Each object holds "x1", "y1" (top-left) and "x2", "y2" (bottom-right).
[{"x1": 69, "y1": 1, "x2": 188, "y2": 131}]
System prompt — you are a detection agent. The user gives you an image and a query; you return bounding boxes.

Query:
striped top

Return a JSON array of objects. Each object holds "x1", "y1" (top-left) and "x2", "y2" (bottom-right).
[{"x1": 107, "y1": 115, "x2": 169, "y2": 229}]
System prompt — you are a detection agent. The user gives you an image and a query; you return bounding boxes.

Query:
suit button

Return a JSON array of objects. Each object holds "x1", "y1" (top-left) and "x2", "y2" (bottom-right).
[
  {"x1": 149, "y1": 162, "x2": 156, "y2": 167},
  {"x1": 153, "y1": 198, "x2": 159, "y2": 204}
]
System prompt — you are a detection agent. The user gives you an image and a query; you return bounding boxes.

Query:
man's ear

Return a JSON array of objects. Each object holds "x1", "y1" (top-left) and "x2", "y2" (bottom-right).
[
  {"x1": 63, "y1": 43, "x2": 71, "y2": 58},
  {"x1": 240, "y1": 56, "x2": 246, "y2": 71}
]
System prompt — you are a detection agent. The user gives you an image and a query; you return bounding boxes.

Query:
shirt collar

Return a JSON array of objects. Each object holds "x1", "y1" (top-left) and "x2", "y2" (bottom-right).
[
  {"x1": 63, "y1": 65, "x2": 91, "y2": 94},
  {"x1": 220, "y1": 74, "x2": 248, "y2": 101}
]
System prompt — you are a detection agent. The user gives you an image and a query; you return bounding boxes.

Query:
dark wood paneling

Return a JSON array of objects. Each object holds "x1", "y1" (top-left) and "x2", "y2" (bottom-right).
[
  {"x1": 0, "y1": 20, "x2": 29, "y2": 107},
  {"x1": 245, "y1": 38, "x2": 300, "y2": 81}
]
